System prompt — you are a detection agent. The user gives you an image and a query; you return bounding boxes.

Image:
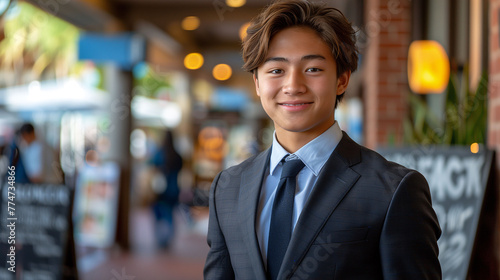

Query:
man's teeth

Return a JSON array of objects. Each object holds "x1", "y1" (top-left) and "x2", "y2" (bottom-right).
[{"x1": 283, "y1": 103, "x2": 306, "y2": 106}]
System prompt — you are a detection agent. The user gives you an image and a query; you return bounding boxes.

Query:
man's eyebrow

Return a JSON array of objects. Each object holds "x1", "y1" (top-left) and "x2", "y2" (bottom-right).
[
  {"x1": 264, "y1": 57, "x2": 288, "y2": 63},
  {"x1": 263, "y1": 54, "x2": 326, "y2": 63},
  {"x1": 302, "y1": 54, "x2": 326, "y2": 61}
]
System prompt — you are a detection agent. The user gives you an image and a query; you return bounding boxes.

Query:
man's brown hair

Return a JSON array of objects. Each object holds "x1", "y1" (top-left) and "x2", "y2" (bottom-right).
[{"x1": 242, "y1": 0, "x2": 358, "y2": 102}]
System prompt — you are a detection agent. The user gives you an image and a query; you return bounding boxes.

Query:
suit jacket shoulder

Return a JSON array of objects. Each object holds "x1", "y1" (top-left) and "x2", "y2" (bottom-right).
[{"x1": 336, "y1": 132, "x2": 420, "y2": 194}]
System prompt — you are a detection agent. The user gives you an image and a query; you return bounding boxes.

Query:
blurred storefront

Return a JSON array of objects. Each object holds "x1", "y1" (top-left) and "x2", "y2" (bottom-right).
[{"x1": 0, "y1": 0, "x2": 499, "y2": 279}]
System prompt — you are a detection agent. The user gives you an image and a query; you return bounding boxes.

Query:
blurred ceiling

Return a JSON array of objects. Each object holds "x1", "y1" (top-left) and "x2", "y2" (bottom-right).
[
  {"x1": 25, "y1": 0, "x2": 362, "y2": 71},
  {"x1": 108, "y1": 0, "x2": 360, "y2": 50},
  {"x1": 109, "y1": 0, "x2": 267, "y2": 50}
]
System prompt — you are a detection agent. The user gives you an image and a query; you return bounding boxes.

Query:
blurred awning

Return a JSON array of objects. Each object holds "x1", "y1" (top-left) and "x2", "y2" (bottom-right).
[
  {"x1": 0, "y1": 109, "x2": 21, "y2": 126},
  {"x1": 0, "y1": 78, "x2": 110, "y2": 112}
]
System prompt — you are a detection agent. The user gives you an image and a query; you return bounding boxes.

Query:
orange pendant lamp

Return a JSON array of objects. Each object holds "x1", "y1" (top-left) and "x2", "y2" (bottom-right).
[{"x1": 407, "y1": 40, "x2": 450, "y2": 94}]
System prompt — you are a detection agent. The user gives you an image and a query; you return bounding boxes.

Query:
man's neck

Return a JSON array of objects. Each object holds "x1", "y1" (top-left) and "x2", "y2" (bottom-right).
[{"x1": 275, "y1": 124, "x2": 334, "y2": 153}]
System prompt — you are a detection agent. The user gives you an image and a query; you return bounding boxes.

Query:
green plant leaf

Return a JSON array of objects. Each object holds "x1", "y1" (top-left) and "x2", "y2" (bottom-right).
[{"x1": 404, "y1": 68, "x2": 488, "y2": 146}]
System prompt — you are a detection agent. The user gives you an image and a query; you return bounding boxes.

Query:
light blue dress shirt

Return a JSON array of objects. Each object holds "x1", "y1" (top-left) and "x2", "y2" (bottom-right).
[
  {"x1": 20, "y1": 140, "x2": 43, "y2": 179},
  {"x1": 256, "y1": 122, "x2": 343, "y2": 264}
]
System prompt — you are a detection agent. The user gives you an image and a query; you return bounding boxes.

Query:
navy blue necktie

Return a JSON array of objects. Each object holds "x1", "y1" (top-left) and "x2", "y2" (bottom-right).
[{"x1": 267, "y1": 156, "x2": 305, "y2": 280}]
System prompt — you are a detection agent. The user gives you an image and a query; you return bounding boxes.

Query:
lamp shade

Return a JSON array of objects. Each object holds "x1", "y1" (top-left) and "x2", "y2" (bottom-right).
[{"x1": 407, "y1": 40, "x2": 450, "y2": 94}]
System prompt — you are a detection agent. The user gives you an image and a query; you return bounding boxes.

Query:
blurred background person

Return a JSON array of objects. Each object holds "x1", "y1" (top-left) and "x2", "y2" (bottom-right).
[
  {"x1": 5, "y1": 124, "x2": 32, "y2": 183},
  {"x1": 4, "y1": 123, "x2": 42, "y2": 183},
  {"x1": 150, "y1": 130, "x2": 183, "y2": 249},
  {"x1": 4, "y1": 122, "x2": 63, "y2": 184},
  {"x1": 18, "y1": 123, "x2": 43, "y2": 183}
]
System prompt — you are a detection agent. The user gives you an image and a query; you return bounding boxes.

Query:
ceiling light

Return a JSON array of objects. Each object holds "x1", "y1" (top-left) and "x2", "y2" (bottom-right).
[
  {"x1": 239, "y1": 22, "x2": 250, "y2": 41},
  {"x1": 213, "y1": 64, "x2": 232, "y2": 81},
  {"x1": 226, "y1": 0, "x2": 246, "y2": 8},
  {"x1": 184, "y1": 53, "x2": 204, "y2": 70},
  {"x1": 182, "y1": 16, "x2": 200, "y2": 31}
]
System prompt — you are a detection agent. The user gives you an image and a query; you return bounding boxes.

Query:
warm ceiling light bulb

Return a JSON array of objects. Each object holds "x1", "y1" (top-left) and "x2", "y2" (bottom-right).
[
  {"x1": 182, "y1": 16, "x2": 200, "y2": 31},
  {"x1": 239, "y1": 22, "x2": 251, "y2": 41},
  {"x1": 213, "y1": 64, "x2": 232, "y2": 81},
  {"x1": 226, "y1": 0, "x2": 246, "y2": 8},
  {"x1": 184, "y1": 53, "x2": 204, "y2": 70}
]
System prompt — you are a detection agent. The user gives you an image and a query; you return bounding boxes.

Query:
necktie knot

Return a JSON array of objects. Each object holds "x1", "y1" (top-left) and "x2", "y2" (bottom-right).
[{"x1": 281, "y1": 157, "x2": 305, "y2": 179}]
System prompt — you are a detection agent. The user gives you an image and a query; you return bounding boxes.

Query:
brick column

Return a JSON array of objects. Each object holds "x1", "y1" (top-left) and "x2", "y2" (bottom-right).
[{"x1": 364, "y1": 0, "x2": 411, "y2": 149}]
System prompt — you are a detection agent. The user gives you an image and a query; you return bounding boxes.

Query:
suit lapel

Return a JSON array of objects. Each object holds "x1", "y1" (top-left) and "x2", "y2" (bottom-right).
[
  {"x1": 280, "y1": 133, "x2": 361, "y2": 278},
  {"x1": 238, "y1": 148, "x2": 270, "y2": 280}
]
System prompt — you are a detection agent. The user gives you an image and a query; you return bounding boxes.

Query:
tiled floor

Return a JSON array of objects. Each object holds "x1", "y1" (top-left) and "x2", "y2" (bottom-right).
[{"x1": 78, "y1": 206, "x2": 210, "y2": 280}]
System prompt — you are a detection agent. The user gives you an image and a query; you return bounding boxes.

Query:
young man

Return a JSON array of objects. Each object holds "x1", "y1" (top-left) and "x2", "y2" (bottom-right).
[{"x1": 204, "y1": 1, "x2": 441, "y2": 279}]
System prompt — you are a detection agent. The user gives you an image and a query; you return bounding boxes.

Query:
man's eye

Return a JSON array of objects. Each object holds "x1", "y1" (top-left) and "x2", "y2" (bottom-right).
[
  {"x1": 270, "y1": 69, "x2": 283, "y2": 74},
  {"x1": 306, "y1": 68, "x2": 322, "y2": 72}
]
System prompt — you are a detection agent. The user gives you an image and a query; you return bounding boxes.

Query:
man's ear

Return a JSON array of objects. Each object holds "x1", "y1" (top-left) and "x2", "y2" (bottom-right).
[
  {"x1": 336, "y1": 71, "x2": 351, "y2": 96},
  {"x1": 253, "y1": 72, "x2": 261, "y2": 96}
]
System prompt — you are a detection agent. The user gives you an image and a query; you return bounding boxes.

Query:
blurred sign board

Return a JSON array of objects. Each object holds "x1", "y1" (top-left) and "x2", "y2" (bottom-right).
[
  {"x1": 0, "y1": 184, "x2": 76, "y2": 280},
  {"x1": 78, "y1": 32, "x2": 145, "y2": 70},
  {"x1": 211, "y1": 87, "x2": 250, "y2": 111},
  {"x1": 378, "y1": 146, "x2": 494, "y2": 280},
  {"x1": 73, "y1": 162, "x2": 120, "y2": 248}
]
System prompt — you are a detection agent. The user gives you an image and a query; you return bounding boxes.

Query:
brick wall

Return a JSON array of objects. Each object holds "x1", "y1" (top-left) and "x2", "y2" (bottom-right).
[{"x1": 364, "y1": 0, "x2": 411, "y2": 149}]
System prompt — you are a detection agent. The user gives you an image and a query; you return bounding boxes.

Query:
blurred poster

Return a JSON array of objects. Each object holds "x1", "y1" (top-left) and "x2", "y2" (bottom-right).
[
  {"x1": 73, "y1": 162, "x2": 120, "y2": 248},
  {"x1": 224, "y1": 125, "x2": 258, "y2": 169},
  {"x1": 195, "y1": 124, "x2": 227, "y2": 179}
]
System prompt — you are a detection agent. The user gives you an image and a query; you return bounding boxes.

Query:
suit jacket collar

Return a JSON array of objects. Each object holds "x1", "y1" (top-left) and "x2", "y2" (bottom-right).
[{"x1": 238, "y1": 148, "x2": 271, "y2": 280}]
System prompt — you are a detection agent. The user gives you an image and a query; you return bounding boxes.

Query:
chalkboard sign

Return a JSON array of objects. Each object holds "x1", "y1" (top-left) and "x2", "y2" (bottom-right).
[
  {"x1": 0, "y1": 184, "x2": 75, "y2": 280},
  {"x1": 378, "y1": 146, "x2": 494, "y2": 280}
]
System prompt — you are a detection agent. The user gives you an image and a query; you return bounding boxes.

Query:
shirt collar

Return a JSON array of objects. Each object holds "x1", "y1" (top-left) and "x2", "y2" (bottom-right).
[{"x1": 269, "y1": 122, "x2": 343, "y2": 176}]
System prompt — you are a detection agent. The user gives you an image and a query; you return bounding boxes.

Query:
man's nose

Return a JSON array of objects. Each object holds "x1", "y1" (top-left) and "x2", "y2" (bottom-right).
[{"x1": 282, "y1": 70, "x2": 306, "y2": 95}]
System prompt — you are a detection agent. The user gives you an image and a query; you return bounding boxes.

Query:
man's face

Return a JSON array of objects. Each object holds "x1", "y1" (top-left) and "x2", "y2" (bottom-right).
[
  {"x1": 254, "y1": 26, "x2": 350, "y2": 143},
  {"x1": 20, "y1": 132, "x2": 35, "y2": 144}
]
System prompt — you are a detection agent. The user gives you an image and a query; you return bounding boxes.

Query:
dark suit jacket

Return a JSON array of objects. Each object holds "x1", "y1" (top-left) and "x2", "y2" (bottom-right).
[{"x1": 204, "y1": 132, "x2": 441, "y2": 280}]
